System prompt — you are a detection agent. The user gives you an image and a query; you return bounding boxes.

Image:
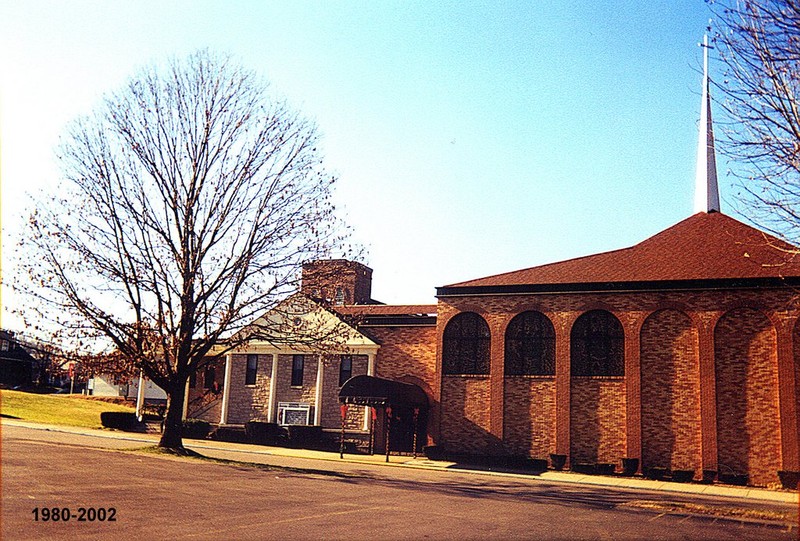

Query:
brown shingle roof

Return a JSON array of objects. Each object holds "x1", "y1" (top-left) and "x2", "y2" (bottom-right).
[{"x1": 444, "y1": 212, "x2": 800, "y2": 289}]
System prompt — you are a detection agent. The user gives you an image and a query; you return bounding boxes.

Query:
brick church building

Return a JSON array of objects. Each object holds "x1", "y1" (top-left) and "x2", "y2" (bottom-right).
[{"x1": 185, "y1": 44, "x2": 800, "y2": 487}]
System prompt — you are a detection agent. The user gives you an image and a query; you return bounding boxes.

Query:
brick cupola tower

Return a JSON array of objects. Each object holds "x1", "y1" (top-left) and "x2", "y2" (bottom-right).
[{"x1": 301, "y1": 259, "x2": 374, "y2": 305}]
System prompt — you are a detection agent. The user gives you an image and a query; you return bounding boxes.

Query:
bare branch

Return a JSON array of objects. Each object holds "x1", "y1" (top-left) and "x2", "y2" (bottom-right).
[{"x1": 711, "y1": 0, "x2": 800, "y2": 241}]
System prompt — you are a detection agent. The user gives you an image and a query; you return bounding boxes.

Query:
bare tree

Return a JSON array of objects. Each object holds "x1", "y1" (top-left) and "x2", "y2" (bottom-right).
[
  {"x1": 711, "y1": 0, "x2": 800, "y2": 241},
  {"x1": 18, "y1": 50, "x2": 352, "y2": 450}
]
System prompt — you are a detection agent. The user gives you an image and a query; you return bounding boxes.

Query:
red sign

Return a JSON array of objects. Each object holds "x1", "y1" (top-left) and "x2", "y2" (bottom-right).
[
  {"x1": 340, "y1": 404, "x2": 348, "y2": 419},
  {"x1": 68, "y1": 363, "x2": 75, "y2": 378}
]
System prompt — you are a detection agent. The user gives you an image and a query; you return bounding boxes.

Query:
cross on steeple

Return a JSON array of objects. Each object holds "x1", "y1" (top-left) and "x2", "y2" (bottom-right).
[{"x1": 694, "y1": 34, "x2": 721, "y2": 213}]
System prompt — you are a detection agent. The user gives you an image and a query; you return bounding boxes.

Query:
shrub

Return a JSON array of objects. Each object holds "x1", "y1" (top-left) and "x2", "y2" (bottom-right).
[
  {"x1": 285, "y1": 425, "x2": 323, "y2": 449},
  {"x1": 182, "y1": 419, "x2": 211, "y2": 439},
  {"x1": 245, "y1": 421, "x2": 285, "y2": 445},
  {"x1": 621, "y1": 458, "x2": 639, "y2": 476},
  {"x1": 100, "y1": 411, "x2": 140, "y2": 431},
  {"x1": 527, "y1": 458, "x2": 549, "y2": 471},
  {"x1": 208, "y1": 425, "x2": 248, "y2": 443}
]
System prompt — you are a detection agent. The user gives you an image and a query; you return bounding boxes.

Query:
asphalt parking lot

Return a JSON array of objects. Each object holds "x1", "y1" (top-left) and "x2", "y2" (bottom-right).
[{"x1": 3, "y1": 423, "x2": 797, "y2": 540}]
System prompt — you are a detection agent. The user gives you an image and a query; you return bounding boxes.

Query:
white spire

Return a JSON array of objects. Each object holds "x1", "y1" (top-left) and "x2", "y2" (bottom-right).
[{"x1": 694, "y1": 34, "x2": 721, "y2": 213}]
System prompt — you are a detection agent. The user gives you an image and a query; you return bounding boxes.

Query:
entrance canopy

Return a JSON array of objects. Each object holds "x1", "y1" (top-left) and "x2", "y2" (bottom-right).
[{"x1": 339, "y1": 375, "x2": 428, "y2": 409}]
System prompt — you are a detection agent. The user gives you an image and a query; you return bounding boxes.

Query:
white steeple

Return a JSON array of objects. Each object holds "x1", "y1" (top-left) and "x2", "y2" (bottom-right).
[{"x1": 694, "y1": 34, "x2": 721, "y2": 213}]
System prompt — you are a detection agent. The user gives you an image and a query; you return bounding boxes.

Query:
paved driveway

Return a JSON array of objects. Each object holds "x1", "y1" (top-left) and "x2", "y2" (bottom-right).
[{"x1": 2, "y1": 424, "x2": 796, "y2": 540}]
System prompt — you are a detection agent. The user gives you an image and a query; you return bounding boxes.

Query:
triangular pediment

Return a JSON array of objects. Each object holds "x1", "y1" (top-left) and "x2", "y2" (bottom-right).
[{"x1": 231, "y1": 294, "x2": 377, "y2": 353}]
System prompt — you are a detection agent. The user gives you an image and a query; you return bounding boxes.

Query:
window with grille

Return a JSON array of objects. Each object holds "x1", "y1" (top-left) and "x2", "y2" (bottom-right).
[
  {"x1": 570, "y1": 310, "x2": 624, "y2": 376},
  {"x1": 505, "y1": 311, "x2": 555, "y2": 376},
  {"x1": 442, "y1": 312, "x2": 491, "y2": 375}
]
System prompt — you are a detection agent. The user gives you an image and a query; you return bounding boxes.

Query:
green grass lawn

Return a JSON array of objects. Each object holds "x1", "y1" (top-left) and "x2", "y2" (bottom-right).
[{"x1": 0, "y1": 390, "x2": 135, "y2": 429}]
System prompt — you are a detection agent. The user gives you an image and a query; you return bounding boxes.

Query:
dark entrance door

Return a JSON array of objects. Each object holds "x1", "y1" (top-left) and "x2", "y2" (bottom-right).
[
  {"x1": 339, "y1": 375, "x2": 430, "y2": 456},
  {"x1": 388, "y1": 405, "x2": 427, "y2": 454}
]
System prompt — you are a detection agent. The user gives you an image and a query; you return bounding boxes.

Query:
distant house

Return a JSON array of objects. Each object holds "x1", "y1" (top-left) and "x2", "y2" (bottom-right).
[
  {"x1": 89, "y1": 373, "x2": 167, "y2": 403},
  {"x1": 0, "y1": 329, "x2": 39, "y2": 387}
]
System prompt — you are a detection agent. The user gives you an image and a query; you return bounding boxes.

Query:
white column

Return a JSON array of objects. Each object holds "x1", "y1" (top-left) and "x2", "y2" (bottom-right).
[
  {"x1": 219, "y1": 354, "x2": 233, "y2": 425},
  {"x1": 182, "y1": 378, "x2": 190, "y2": 420},
  {"x1": 314, "y1": 355, "x2": 324, "y2": 426},
  {"x1": 363, "y1": 352, "x2": 376, "y2": 431},
  {"x1": 268, "y1": 353, "x2": 279, "y2": 422},
  {"x1": 135, "y1": 370, "x2": 146, "y2": 420}
]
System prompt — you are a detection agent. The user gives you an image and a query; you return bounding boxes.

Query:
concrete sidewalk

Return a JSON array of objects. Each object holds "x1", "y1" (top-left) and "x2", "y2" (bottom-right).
[{"x1": 3, "y1": 418, "x2": 797, "y2": 504}]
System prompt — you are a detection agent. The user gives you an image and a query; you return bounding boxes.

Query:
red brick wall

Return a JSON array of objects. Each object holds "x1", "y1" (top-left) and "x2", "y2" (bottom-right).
[
  {"x1": 715, "y1": 308, "x2": 781, "y2": 486},
  {"x1": 440, "y1": 376, "x2": 493, "y2": 454},
  {"x1": 301, "y1": 260, "x2": 373, "y2": 304},
  {"x1": 437, "y1": 288, "x2": 797, "y2": 485},
  {"x1": 569, "y1": 378, "x2": 626, "y2": 464},
  {"x1": 503, "y1": 377, "x2": 555, "y2": 458},
  {"x1": 640, "y1": 309, "x2": 701, "y2": 473},
  {"x1": 794, "y1": 320, "x2": 800, "y2": 468},
  {"x1": 368, "y1": 326, "x2": 437, "y2": 387},
  {"x1": 367, "y1": 325, "x2": 439, "y2": 441}
]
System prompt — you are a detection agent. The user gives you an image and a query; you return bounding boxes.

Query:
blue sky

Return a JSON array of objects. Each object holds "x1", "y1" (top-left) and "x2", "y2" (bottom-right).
[{"x1": 1, "y1": 1, "x2": 719, "y2": 320}]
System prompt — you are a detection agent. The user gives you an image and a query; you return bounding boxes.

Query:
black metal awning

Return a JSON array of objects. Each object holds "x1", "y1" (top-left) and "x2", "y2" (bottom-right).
[{"x1": 338, "y1": 375, "x2": 428, "y2": 409}]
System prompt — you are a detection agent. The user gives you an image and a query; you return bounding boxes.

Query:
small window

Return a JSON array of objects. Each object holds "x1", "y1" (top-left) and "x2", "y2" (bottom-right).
[
  {"x1": 334, "y1": 287, "x2": 346, "y2": 305},
  {"x1": 189, "y1": 371, "x2": 197, "y2": 388},
  {"x1": 245, "y1": 354, "x2": 258, "y2": 385},
  {"x1": 0, "y1": 340, "x2": 8, "y2": 352},
  {"x1": 339, "y1": 355, "x2": 352, "y2": 386},
  {"x1": 203, "y1": 364, "x2": 216, "y2": 390},
  {"x1": 291, "y1": 355, "x2": 305, "y2": 387}
]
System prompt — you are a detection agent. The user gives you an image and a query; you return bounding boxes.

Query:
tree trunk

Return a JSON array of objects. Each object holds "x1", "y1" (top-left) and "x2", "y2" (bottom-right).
[{"x1": 158, "y1": 381, "x2": 187, "y2": 449}]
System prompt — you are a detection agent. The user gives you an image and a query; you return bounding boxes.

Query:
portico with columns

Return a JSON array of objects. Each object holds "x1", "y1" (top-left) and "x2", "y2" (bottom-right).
[{"x1": 186, "y1": 295, "x2": 380, "y2": 433}]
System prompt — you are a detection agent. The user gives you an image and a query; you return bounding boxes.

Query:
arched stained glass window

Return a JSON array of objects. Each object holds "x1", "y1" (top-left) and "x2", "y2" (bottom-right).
[
  {"x1": 442, "y1": 312, "x2": 491, "y2": 375},
  {"x1": 571, "y1": 310, "x2": 624, "y2": 376},
  {"x1": 505, "y1": 311, "x2": 555, "y2": 376}
]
